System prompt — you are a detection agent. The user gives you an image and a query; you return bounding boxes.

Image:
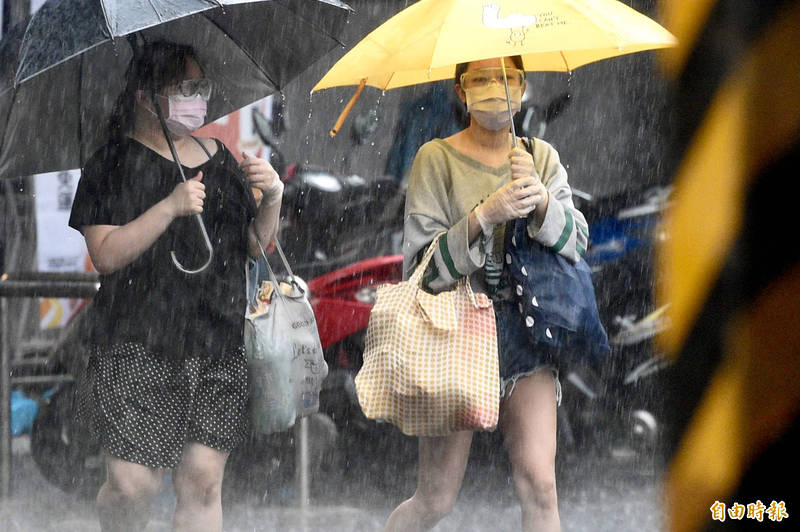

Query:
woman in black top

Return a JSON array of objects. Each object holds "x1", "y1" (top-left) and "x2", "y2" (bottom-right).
[{"x1": 68, "y1": 42, "x2": 282, "y2": 532}]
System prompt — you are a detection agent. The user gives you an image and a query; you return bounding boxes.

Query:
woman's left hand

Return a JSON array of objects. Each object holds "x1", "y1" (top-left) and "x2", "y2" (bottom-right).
[
  {"x1": 240, "y1": 152, "x2": 279, "y2": 193},
  {"x1": 240, "y1": 152, "x2": 283, "y2": 206}
]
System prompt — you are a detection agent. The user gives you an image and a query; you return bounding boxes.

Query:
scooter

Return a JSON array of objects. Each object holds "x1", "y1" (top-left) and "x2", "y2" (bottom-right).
[{"x1": 253, "y1": 108, "x2": 404, "y2": 281}]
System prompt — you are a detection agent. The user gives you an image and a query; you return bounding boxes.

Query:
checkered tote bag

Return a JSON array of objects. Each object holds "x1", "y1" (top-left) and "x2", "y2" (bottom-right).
[{"x1": 355, "y1": 234, "x2": 500, "y2": 436}]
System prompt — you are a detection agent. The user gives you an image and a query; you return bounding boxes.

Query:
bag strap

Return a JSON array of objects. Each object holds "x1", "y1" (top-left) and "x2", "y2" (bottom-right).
[
  {"x1": 245, "y1": 258, "x2": 259, "y2": 312},
  {"x1": 253, "y1": 235, "x2": 303, "y2": 306},
  {"x1": 514, "y1": 137, "x2": 537, "y2": 235},
  {"x1": 460, "y1": 275, "x2": 481, "y2": 308},
  {"x1": 409, "y1": 233, "x2": 484, "y2": 308},
  {"x1": 409, "y1": 233, "x2": 445, "y2": 287}
]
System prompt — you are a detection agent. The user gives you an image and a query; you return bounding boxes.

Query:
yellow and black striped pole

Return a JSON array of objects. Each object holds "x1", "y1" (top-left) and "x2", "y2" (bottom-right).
[{"x1": 658, "y1": 1, "x2": 800, "y2": 530}]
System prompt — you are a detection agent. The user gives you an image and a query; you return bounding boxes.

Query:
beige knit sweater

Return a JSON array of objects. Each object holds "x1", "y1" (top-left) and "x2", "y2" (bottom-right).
[{"x1": 403, "y1": 137, "x2": 589, "y2": 295}]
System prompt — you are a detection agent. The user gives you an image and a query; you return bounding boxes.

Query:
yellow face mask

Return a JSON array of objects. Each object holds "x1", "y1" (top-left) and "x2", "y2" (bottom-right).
[{"x1": 464, "y1": 83, "x2": 522, "y2": 131}]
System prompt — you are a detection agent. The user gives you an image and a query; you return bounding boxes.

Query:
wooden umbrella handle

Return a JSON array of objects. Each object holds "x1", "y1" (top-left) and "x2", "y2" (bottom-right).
[{"x1": 329, "y1": 78, "x2": 367, "y2": 138}]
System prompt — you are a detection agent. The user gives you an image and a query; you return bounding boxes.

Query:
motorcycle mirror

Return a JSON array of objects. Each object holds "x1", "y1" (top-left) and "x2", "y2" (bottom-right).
[
  {"x1": 515, "y1": 91, "x2": 572, "y2": 140},
  {"x1": 252, "y1": 109, "x2": 277, "y2": 149},
  {"x1": 252, "y1": 109, "x2": 286, "y2": 178},
  {"x1": 542, "y1": 92, "x2": 571, "y2": 124},
  {"x1": 350, "y1": 108, "x2": 379, "y2": 145}
]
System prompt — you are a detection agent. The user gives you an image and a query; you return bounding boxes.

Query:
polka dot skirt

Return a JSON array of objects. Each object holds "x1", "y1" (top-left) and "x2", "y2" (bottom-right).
[{"x1": 77, "y1": 342, "x2": 248, "y2": 469}]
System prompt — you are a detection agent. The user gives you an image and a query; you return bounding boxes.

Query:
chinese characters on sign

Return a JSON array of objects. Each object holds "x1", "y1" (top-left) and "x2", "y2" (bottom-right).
[
  {"x1": 710, "y1": 500, "x2": 789, "y2": 523},
  {"x1": 34, "y1": 169, "x2": 93, "y2": 329}
]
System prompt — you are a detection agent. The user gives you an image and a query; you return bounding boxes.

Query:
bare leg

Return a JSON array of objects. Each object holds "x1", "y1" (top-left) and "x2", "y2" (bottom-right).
[
  {"x1": 500, "y1": 371, "x2": 560, "y2": 532},
  {"x1": 172, "y1": 443, "x2": 230, "y2": 532},
  {"x1": 384, "y1": 431, "x2": 473, "y2": 532},
  {"x1": 97, "y1": 455, "x2": 164, "y2": 532}
]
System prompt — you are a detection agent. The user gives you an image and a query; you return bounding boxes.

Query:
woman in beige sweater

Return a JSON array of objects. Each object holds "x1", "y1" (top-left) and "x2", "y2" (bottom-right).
[{"x1": 386, "y1": 56, "x2": 589, "y2": 532}]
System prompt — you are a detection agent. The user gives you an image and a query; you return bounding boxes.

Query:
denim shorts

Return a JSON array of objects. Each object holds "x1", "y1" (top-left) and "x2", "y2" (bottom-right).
[{"x1": 494, "y1": 299, "x2": 562, "y2": 404}]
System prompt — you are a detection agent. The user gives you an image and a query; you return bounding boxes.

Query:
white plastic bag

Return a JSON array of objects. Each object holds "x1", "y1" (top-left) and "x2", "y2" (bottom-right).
[{"x1": 244, "y1": 241, "x2": 328, "y2": 435}]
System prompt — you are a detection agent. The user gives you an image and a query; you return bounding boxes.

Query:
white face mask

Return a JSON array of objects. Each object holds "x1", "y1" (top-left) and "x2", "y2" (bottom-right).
[
  {"x1": 464, "y1": 84, "x2": 522, "y2": 131},
  {"x1": 147, "y1": 94, "x2": 207, "y2": 136}
]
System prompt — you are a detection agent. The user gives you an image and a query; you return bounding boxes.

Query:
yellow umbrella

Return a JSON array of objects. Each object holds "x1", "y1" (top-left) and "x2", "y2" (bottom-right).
[{"x1": 314, "y1": 0, "x2": 677, "y2": 136}]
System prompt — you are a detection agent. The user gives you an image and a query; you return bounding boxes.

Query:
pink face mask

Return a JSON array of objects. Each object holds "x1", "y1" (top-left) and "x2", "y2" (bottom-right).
[
  {"x1": 147, "y1": 94, "x2": 207, "y2": 136},
  {"x1": 162, "y1": 94, "x2": 207, "y2": 135}
]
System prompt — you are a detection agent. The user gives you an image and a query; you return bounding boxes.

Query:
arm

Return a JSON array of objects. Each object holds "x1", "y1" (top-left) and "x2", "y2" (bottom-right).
[
  {"x1": 526, "y1": 139, "x2": 589, "y2": 262},
  {"x1": 83, "y1": 172, "x2": 206, "y2": 274},
  {"x1": 403, "y1": 143, "x2": 489, "y2": 292},
  {"x1": 240, "y1": 153, "x2": 283, "y2": 258}
]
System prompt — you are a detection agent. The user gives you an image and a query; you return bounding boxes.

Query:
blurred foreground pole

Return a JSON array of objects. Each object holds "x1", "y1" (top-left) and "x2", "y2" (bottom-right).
[
  {"x1": 294, "y1": 416, "x2": 310, "y2": 508},
  {"x1": 0, "y1": 0, "x2": 33, "y2": 500},
  {"x1": 657, "y1": 1, "x2": 800, "y2": 530},
  {"x1": 1, "y1": 297, "x2": 10, "y2": 497}
]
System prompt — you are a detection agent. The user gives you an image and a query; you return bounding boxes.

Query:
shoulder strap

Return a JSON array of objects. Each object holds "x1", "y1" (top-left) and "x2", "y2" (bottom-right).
[
  {"x1": 190, "y1": 136, "x2": 214, "y2": 161},
  {"x1": 521, "y1": 137, "x2": 534, "y2": 160}
]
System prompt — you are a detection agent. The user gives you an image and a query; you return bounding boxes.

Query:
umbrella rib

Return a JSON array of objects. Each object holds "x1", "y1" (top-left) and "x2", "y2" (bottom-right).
[
  {"x1": 560, "y1": 51, "x2": 570, "y2": 72},
  {"x1": 12, "y1": 11, "x2": 39, "y2": 86},
  {"x1": 200, "y1": 13, "x2": 279, "y2": 90},
  {"x1": 14, "y1": 40, "x2": 110, "y2": 86},
  {"x1": 147, "y1": 0, "x2": 165, "y2": 23},
  {"x1": 98, "y1": 0, "x2": 115, "y2": 38},
  {"x1": 78, "y1": 52, "x2": 85, "y2": 168},
  {"x1": 1, "y1": 13, "x2": 35, "y2": 161},
  {"x1": 0, "y1": 84, "x2": 20, "y2": 169},
  {"x1": 383, "y1": 71, "x2": 396, "y2": 91},
  {"x1": 274, "y1": 1, "x2": 349, "y2": 47}
]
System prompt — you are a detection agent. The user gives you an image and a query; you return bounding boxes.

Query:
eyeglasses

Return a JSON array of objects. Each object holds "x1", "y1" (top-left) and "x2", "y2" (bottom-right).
[
  {"x1": 460, "y1": 68, "x2": 525, "y2": 89},
  {"x1": 171, "y1": 78, "x2": 213, "y2": 100}
]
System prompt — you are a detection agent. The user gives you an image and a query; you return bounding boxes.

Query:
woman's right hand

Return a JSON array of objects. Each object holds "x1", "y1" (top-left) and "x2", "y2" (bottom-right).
[
  {"x1": 167, "y1": 171, "x2": 205, "y2": 217},
  {"x1": 476, "y1": 176, "x2": 540, "y2": 225}
]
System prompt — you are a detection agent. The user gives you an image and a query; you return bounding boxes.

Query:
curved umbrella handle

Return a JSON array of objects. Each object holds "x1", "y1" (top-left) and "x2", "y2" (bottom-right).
[
  {"x1": 149, "y1": 89, "x2": 214, "y2": 274},
  {"x1": 170, "y1": 213, "x2": 214, "y2": 274}
]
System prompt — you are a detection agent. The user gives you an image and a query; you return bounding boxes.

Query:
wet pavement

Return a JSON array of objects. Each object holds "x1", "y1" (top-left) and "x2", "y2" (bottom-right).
[{"x1": 0, "y1": 431, "x2": 665, "y2": 531}]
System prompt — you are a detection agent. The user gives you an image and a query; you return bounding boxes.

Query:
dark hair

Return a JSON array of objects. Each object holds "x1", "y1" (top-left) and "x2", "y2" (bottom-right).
[
  {"x1": 454, "y1": 55, "x2": 524, "y2": 85},
  {"x1": 108, "y1": 41, "x2": 201, "y2": 143}
]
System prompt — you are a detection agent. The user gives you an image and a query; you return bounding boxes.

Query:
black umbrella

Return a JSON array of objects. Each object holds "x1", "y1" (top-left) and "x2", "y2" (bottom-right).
[{"x1": 0, "y1": 0, "x2": 350, "y2": 272}]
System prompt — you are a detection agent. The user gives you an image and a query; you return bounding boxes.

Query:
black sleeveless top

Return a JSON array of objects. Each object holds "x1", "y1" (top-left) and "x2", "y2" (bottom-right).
[{"x1": 69, "y1": 137, "x2": 257, "y2": 359}]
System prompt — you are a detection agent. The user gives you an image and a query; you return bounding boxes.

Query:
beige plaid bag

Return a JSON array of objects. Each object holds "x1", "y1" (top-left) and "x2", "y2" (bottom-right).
[{"x1": 355, "y1": 234, "x2": 500, "y2": 436}]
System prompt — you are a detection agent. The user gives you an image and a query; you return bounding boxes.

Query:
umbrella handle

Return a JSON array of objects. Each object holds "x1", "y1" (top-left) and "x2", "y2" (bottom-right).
[
  {"x1": 151, "y1": 90, "x2": 214, "y2": 274},
  {"x1": 170, "y1": 214, "x2": 214, "y2": 274},
  {"x1": 500, "y1": 62, "x2": 518, "y2": 148},
  {"x1": 329, "y1": 78, "x2": 367, "y2": 137}
]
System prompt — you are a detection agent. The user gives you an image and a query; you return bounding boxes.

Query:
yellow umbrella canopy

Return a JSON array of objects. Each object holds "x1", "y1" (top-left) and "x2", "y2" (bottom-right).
[{"x1": 313, "y1": 0, "x2": 678, "y2": 92}]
